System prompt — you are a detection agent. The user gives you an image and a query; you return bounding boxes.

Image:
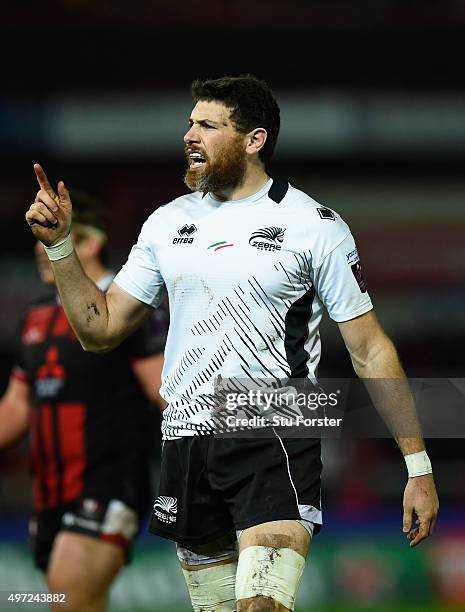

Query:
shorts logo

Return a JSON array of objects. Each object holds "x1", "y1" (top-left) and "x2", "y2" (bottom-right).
[
  {"x1": 81, "y1": 498, "x2": 103, "y2": 517},
  {"x1": 173, "y1": 224, "x2": 197, "y2": 244},
  {"x1": 153, "y1": 496, "x2": 177, "y2": 524},
  {"x1": 249, "y1": 227, "x2": 285, "y2": 251}
]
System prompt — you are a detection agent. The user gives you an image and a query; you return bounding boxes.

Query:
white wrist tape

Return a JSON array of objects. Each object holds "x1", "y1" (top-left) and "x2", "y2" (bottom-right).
[
  {"x1": 43, "y1": 234, "x2": 74, "y2": 261},
  {"x1": 404, "y1": 450, "x2": 432, "y2": 477}
]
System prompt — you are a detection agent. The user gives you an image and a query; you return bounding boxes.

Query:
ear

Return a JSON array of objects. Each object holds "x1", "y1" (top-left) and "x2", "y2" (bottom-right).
[{"x1": 245, "y1": 128, "x2": 268, "y2": 156}]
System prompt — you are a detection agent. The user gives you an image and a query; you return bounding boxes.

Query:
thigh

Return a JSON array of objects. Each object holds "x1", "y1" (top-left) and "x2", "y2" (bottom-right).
[
  {"x1": 47, "y1": 531, "x2": 124, "y2": 610},
  {"x1": 239, "y1": 519, "x2": 310, "y2": 557}
]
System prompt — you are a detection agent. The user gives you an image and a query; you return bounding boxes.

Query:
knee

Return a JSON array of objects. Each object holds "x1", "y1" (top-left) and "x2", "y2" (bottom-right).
[{"x1": 237, "y1": 595, "x2": 286, "y2": 611}]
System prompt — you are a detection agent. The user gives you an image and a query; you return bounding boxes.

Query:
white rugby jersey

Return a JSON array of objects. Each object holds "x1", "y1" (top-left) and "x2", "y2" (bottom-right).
[{"x1": 114, "y1": 178, "x2": 373, "y2": 439}]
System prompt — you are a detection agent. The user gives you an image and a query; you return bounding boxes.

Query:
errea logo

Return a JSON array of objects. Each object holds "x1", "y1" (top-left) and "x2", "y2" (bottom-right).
[
  {"x1": 249, "y1": 227, "x2": 285, "y2": 251},
  {"x1": 173, "y1": 224, "x2": 197, "y2": 244}
]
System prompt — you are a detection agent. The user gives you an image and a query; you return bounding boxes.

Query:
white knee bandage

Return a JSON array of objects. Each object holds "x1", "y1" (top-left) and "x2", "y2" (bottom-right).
[
  {"x1": 182, "y1": 562, "x2": 237, "y2": 612},
  {"x1": 236, "y1": 546, "x2": 306, "y2": 611}
]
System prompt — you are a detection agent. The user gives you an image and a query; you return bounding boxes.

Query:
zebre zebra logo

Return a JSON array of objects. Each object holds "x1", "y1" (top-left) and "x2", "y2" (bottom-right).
[
  {"x1": 153, "y1": 496, "x2": 177, "y2": 524},
  {"x1": 249, "y1": 227, "x2": 286, "y2": 251}
]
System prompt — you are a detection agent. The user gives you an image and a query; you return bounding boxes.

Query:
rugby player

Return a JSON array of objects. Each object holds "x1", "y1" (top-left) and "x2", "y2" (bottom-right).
[
  {"x1": 2, "y1": 193, "x2": 167, "y2": 612},
  {"x1": 25, "y1": 76, "x2": 438, "y2": 612}
]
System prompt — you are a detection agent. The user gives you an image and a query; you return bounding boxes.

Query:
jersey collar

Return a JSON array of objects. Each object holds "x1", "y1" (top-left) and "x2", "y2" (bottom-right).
[{"x1": 204, "y1": 178, "x2": 273, "y2": 208}]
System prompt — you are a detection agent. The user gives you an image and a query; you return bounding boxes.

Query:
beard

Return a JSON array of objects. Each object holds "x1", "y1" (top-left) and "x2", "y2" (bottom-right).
[{"x1": 184, "y1": 135, "x2": 248, "y2": 198}]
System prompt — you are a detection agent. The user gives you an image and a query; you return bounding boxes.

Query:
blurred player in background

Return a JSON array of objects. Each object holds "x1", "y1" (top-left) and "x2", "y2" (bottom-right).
[
  {"x1": 26, "y1": 75, "x2": 438, "y2": 612},
  {"x1": 1, "y1": 192, "x2": 168, "y2": 612}
]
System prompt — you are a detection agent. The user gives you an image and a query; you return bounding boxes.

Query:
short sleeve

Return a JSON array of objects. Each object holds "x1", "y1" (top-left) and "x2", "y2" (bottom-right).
[
  {"x1": 113, "y1": 218, "x2": 165, "y2": 308},
  {"x1": 312, "y1": 231, "x2": 373, "y2": 322}
]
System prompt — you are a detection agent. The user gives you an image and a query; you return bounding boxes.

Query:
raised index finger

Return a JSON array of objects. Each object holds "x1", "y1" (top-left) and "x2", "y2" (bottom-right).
[{"x1": 34, "y1": 163, "x2": 56, "y2": 199}]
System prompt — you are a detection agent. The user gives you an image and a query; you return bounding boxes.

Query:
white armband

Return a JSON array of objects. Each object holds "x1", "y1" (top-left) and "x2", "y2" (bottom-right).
[
  {"x1": 43, "y1": 234, "x2": 74, "y2": 261},
  {"x1": 404, "y1": 450, "x2": 432, "y2": 477}
]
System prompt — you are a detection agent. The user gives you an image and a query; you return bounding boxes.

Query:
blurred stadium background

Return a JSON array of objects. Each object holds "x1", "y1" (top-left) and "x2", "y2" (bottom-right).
[{"x1": 1, "y1": 1, "x2": 465, "y2": 610}]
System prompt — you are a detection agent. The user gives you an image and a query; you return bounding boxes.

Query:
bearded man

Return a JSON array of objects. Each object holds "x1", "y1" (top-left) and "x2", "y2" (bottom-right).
[{"x1": 26, "y1": 75, "x2": 438, "y2": 612}]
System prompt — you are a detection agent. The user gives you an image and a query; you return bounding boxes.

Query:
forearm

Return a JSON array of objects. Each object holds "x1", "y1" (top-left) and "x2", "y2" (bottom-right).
[
  {"x1": 51, "y1": 251, "x2": 112, "y2": 352},
  {"x1": 351, "y1": 336, "x2": 425, "y2": 456}
]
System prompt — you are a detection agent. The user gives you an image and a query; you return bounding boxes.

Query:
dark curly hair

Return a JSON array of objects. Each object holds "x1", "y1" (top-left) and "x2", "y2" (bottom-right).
[{"x1": 191, "y1": 74, "x2": 280, "y2": 165}]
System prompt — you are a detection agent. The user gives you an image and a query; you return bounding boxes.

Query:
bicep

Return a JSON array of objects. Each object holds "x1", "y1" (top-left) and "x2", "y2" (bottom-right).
[{"x1": 106, "y1": 283, "x2": 155, "y2": 345}]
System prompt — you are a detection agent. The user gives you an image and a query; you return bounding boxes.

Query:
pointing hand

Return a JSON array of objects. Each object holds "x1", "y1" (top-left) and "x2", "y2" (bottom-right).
[{"x1": 25, "y1": 164, "x2": 72, "y2": 246}]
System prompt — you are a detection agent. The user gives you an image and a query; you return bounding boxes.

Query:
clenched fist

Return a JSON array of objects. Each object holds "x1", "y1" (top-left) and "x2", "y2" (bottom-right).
[{"x1": 26, "y1": 164, "x2": 72, "y2": 246}]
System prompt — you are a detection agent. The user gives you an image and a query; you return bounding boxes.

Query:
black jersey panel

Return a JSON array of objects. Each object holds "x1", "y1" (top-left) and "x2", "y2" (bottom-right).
[{"x1": 284, "y1": 287, "x2": 315, "y2": 378}]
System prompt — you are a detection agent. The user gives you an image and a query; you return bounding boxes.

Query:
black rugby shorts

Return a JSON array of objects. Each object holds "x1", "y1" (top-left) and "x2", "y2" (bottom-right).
[
  {"x1": 149, "y1": 433, "x2": 322, "y2": 547},
  {"x1": 30, "y1": 497, "x2": 142, "y2": 571}
]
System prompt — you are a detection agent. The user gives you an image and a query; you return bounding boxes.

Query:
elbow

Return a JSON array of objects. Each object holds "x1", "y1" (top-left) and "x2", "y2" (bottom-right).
[{"x1": 350, "y1": 335, "x2": 399, "y2": 375}]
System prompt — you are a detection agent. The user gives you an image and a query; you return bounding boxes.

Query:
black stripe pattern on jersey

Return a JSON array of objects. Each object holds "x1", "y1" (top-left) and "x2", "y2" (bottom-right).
[{"x1": 163, "y1": 262, "x2": 317, "y2": 438}]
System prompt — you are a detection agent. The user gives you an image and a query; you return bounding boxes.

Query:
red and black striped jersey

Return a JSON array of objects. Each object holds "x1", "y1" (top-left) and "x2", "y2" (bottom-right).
[{"x1": 12, "y1": 290, "x2": 168, "y2": 513}]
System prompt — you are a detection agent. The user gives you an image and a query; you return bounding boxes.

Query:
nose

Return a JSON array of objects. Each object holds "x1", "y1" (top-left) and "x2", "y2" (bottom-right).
[{"x1": 184, "y1": 124, "x2": 200, "y2": 145}]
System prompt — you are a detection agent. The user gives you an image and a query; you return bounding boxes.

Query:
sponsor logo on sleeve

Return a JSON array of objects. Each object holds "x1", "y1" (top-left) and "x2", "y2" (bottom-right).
[
  {"x1": 351, "y1": 262, "x2": 367, "y2": 293},
  {"x1": 346, "y1": 248, "x2": 367, "y2": 292},
  {"x1": 346, "y1": 248, "x2": 359, "y2": 264}
]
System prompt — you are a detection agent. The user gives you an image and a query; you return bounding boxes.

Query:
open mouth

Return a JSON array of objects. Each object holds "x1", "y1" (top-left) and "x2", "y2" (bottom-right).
[{"x1": 188, "y1": 151, "x2": 207, "y2": 169}]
